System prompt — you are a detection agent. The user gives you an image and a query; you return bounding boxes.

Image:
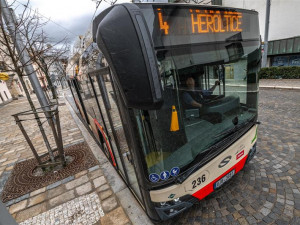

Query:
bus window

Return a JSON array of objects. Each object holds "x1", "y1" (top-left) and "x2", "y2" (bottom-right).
[
  {"x1": 135, "y1": 41, "x2": 260, "y2": 176},
  {"x1": 90, "y1": 74, "x2": 127, "y2": 176},
  {"x1": 95, "y1": 72, "x2": 143, "y2": 201}
]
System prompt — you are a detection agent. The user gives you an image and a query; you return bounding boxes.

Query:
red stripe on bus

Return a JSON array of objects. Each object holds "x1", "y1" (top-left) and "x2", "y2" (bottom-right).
[
  {"x1": 94, "y1": 119, "x2": 117, "y2": 167},
  {"x1": 192, "y1": 155, "x2": 248, "y2": 200}
]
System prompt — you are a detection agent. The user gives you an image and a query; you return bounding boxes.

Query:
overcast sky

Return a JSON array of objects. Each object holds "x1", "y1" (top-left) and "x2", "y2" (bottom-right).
[{"x1": 9, "y1": 0, "x2": 130, "y2": 44}]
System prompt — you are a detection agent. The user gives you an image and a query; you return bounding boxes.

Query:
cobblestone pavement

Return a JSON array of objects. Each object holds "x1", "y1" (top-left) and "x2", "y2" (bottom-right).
[
  {"x1": 20, "y1": 192, "x2": 104, "y2": 225},
  {"x1": 0, "y1": 94, "x2": 131, "y2": 224},
  {"x1": 164, "y1": 89, "x2": 300, "y2": 225}
]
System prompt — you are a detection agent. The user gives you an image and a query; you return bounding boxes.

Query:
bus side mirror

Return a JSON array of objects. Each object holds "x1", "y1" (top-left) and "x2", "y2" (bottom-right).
[{"x1": 93, "y1": 4, "x2": 163, "y2": 110}]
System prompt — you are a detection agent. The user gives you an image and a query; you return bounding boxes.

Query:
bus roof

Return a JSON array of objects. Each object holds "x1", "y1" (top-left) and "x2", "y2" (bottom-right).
[{"x1": 134, "y1": 3, "x2": 258, "y2": 15}]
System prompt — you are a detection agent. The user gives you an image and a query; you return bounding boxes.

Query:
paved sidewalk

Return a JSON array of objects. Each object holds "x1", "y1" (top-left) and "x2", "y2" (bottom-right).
[
  {"x1": 259, "y1": 79, "x2": 300, "y2": 90},
  {"x1": 0, "y1": 94, "x2": 132, "y2": 224}
]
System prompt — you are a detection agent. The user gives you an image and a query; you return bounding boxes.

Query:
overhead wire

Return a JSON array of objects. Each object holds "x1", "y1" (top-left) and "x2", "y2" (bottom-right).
[
  {"x1": 13, "y1": 0, "x2": 80, "y2": 37},
  {"x1": 11, "y1": 0, "x2": 105, "y2": 74},
  {"x1": 89, "y1": 0, "x2": 103, "y2": 27}
]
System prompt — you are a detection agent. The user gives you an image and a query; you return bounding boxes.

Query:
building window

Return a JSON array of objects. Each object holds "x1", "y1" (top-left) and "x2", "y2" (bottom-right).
[{"x1": 272, "y1": 54, "x2": 300, "y2": 67}]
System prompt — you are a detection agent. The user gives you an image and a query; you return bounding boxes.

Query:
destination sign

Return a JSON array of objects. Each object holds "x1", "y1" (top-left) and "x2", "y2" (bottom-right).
[
  {"x1": 138, "y1": 5, "x2": 259, "y2": 48},
  {"x1": 156, "y1": 8, "x2": 243, "y2": 36}
]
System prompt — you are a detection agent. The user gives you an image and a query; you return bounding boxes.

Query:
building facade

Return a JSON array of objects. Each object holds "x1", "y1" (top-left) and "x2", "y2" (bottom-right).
[
  {"x1": 67, "y1": 25, "x2": 101, "y2": 79},
  {"x1": 0, "y1": 60, "x2": 13, "y2": 104},
  {"x1": 0, "y1": 59, "x2": 34, "y2": 100},
  {"x1": 0, "y1": 32, "x2": 34, "y2": 100},
  {"x1": 220, "y1": 0, "x2": 300, "y2": 67},
  {"x1": 0, "y1": 79, "x2": 12, "y2": 106}
]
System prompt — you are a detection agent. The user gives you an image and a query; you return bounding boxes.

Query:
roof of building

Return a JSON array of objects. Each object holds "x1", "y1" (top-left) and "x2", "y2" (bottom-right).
[{"x1": 268, "y1": 36, "x2": 300, "y2": 56}]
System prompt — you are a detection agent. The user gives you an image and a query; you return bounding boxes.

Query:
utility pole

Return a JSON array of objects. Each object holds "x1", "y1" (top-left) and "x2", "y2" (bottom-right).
[
  {"x1": 0, "y1": 0, "x2": 50, "y2": 108},
  {"x1": 262, "y1": 0, "x2": 271, "y2": 68},
  {"x1": 1, "y1": 0, "x2": 64, "y2": 165}
]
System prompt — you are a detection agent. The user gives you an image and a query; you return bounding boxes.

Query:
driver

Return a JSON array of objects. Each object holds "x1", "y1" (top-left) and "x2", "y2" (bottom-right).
[{"x1": 183, "y1": 77, "x2": 220, "y2": 109}]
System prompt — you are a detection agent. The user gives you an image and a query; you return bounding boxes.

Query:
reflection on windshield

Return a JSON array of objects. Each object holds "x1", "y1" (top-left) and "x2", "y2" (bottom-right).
[{"x1": 135, "y1": 42, "x2": 260, "y2": 178}]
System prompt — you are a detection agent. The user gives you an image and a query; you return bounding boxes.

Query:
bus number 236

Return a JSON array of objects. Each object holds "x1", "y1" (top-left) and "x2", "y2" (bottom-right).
[{"x1": 192, "y1": 174, "x2": 206, "y2": 189}]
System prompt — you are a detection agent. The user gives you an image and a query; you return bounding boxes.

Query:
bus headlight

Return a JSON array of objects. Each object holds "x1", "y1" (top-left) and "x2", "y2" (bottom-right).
[
  {"x1": 173, "y1": 198, "x2": 180, "y2": 202},
  {"x1": 160, "y1": 202, "x2": 166, "y2": 206},
  {"x1": 155, "y1": 195, "x2": 198, "y2": 220}
]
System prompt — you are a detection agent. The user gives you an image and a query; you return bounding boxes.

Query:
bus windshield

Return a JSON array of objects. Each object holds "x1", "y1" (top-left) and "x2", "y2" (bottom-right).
[{"x1": 134, "y1": 40, "x2": 260, "y2": 178}]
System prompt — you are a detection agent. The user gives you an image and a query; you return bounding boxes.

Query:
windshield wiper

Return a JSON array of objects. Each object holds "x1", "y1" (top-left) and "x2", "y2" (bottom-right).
[
  {"x1": 214, "y1": 118, "x2": 260, "y2": 139},
  {"x1": 214, "y1": 123, "x2": 243, "y2": 139},
  {"x1": 174, "y1": 119, "x2": 260, "y2": 184}
]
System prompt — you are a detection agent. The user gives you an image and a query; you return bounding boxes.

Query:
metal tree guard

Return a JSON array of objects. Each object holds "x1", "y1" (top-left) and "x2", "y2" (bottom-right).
[{"x1": 12, "y1": 103, "x2": 65, "y2": 168}]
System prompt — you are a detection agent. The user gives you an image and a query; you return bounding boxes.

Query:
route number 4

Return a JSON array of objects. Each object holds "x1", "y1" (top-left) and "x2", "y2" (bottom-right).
[{"x1": 158, "y1": 12, "x2": 169, "y2": 35}]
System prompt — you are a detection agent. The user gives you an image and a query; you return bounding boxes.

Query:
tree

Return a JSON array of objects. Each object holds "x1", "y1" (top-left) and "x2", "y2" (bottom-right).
[
  {"x1": 24, "y1": 23, "x2": 70, "y2": 99},
  {"x1": 0, "y1": 0, "x2": 69, "y2": 169}
]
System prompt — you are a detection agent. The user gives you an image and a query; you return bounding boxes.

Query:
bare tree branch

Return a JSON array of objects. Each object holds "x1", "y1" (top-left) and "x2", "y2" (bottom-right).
[{"x1": 0, "y1": 0, "x2": 68, "y2": 166}]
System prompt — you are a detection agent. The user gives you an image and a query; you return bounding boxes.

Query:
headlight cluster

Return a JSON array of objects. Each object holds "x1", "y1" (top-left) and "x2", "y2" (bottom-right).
[
  {"x1": 154, "y1": 195, "x2": 198, "y2": 220},
  {"x1": 159, "y1": 197, "x2": 180, "y2": 207}
]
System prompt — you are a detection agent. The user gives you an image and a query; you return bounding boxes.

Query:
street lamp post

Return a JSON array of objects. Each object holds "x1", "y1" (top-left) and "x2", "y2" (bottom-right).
[
  {"x1": 0, "y1": 0, "x2": 50, "y2": 108},
  {"x1": 262, "y1": 0, "x2": 271, "y2": 68}
]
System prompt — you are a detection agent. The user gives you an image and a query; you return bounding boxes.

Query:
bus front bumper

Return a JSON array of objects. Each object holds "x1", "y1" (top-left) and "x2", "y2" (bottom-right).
[{"x1": 154, "y1": 143, "x2": 257, "y2": 221}]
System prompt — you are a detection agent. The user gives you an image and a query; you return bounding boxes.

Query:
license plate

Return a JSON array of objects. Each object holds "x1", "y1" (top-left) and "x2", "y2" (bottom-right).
[{"x1": 214, "y1": 169, "x2": 235, "y2": 189}]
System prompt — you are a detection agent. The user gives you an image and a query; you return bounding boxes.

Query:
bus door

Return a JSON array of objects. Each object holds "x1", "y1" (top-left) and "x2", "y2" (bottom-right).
[
  {"x1": 91, "y1": 67, "x2": 144, "y2": 202},
  {"x1": 83, "y1": 70, "x2": 120, "y2": 170},
  {"x1": 74, "y1": 73, "x2": 113, "y2": 166}
]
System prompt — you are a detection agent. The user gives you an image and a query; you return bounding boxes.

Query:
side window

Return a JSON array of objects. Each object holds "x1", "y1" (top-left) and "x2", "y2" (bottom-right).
[{"x1": 93, "y1": 70, "x2": 143, "y2": 201}]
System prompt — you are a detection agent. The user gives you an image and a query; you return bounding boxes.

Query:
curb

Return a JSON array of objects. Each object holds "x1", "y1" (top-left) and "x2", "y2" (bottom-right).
[{"x1": 259, "y1": 86, "x2": 300, "y2": 91}]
